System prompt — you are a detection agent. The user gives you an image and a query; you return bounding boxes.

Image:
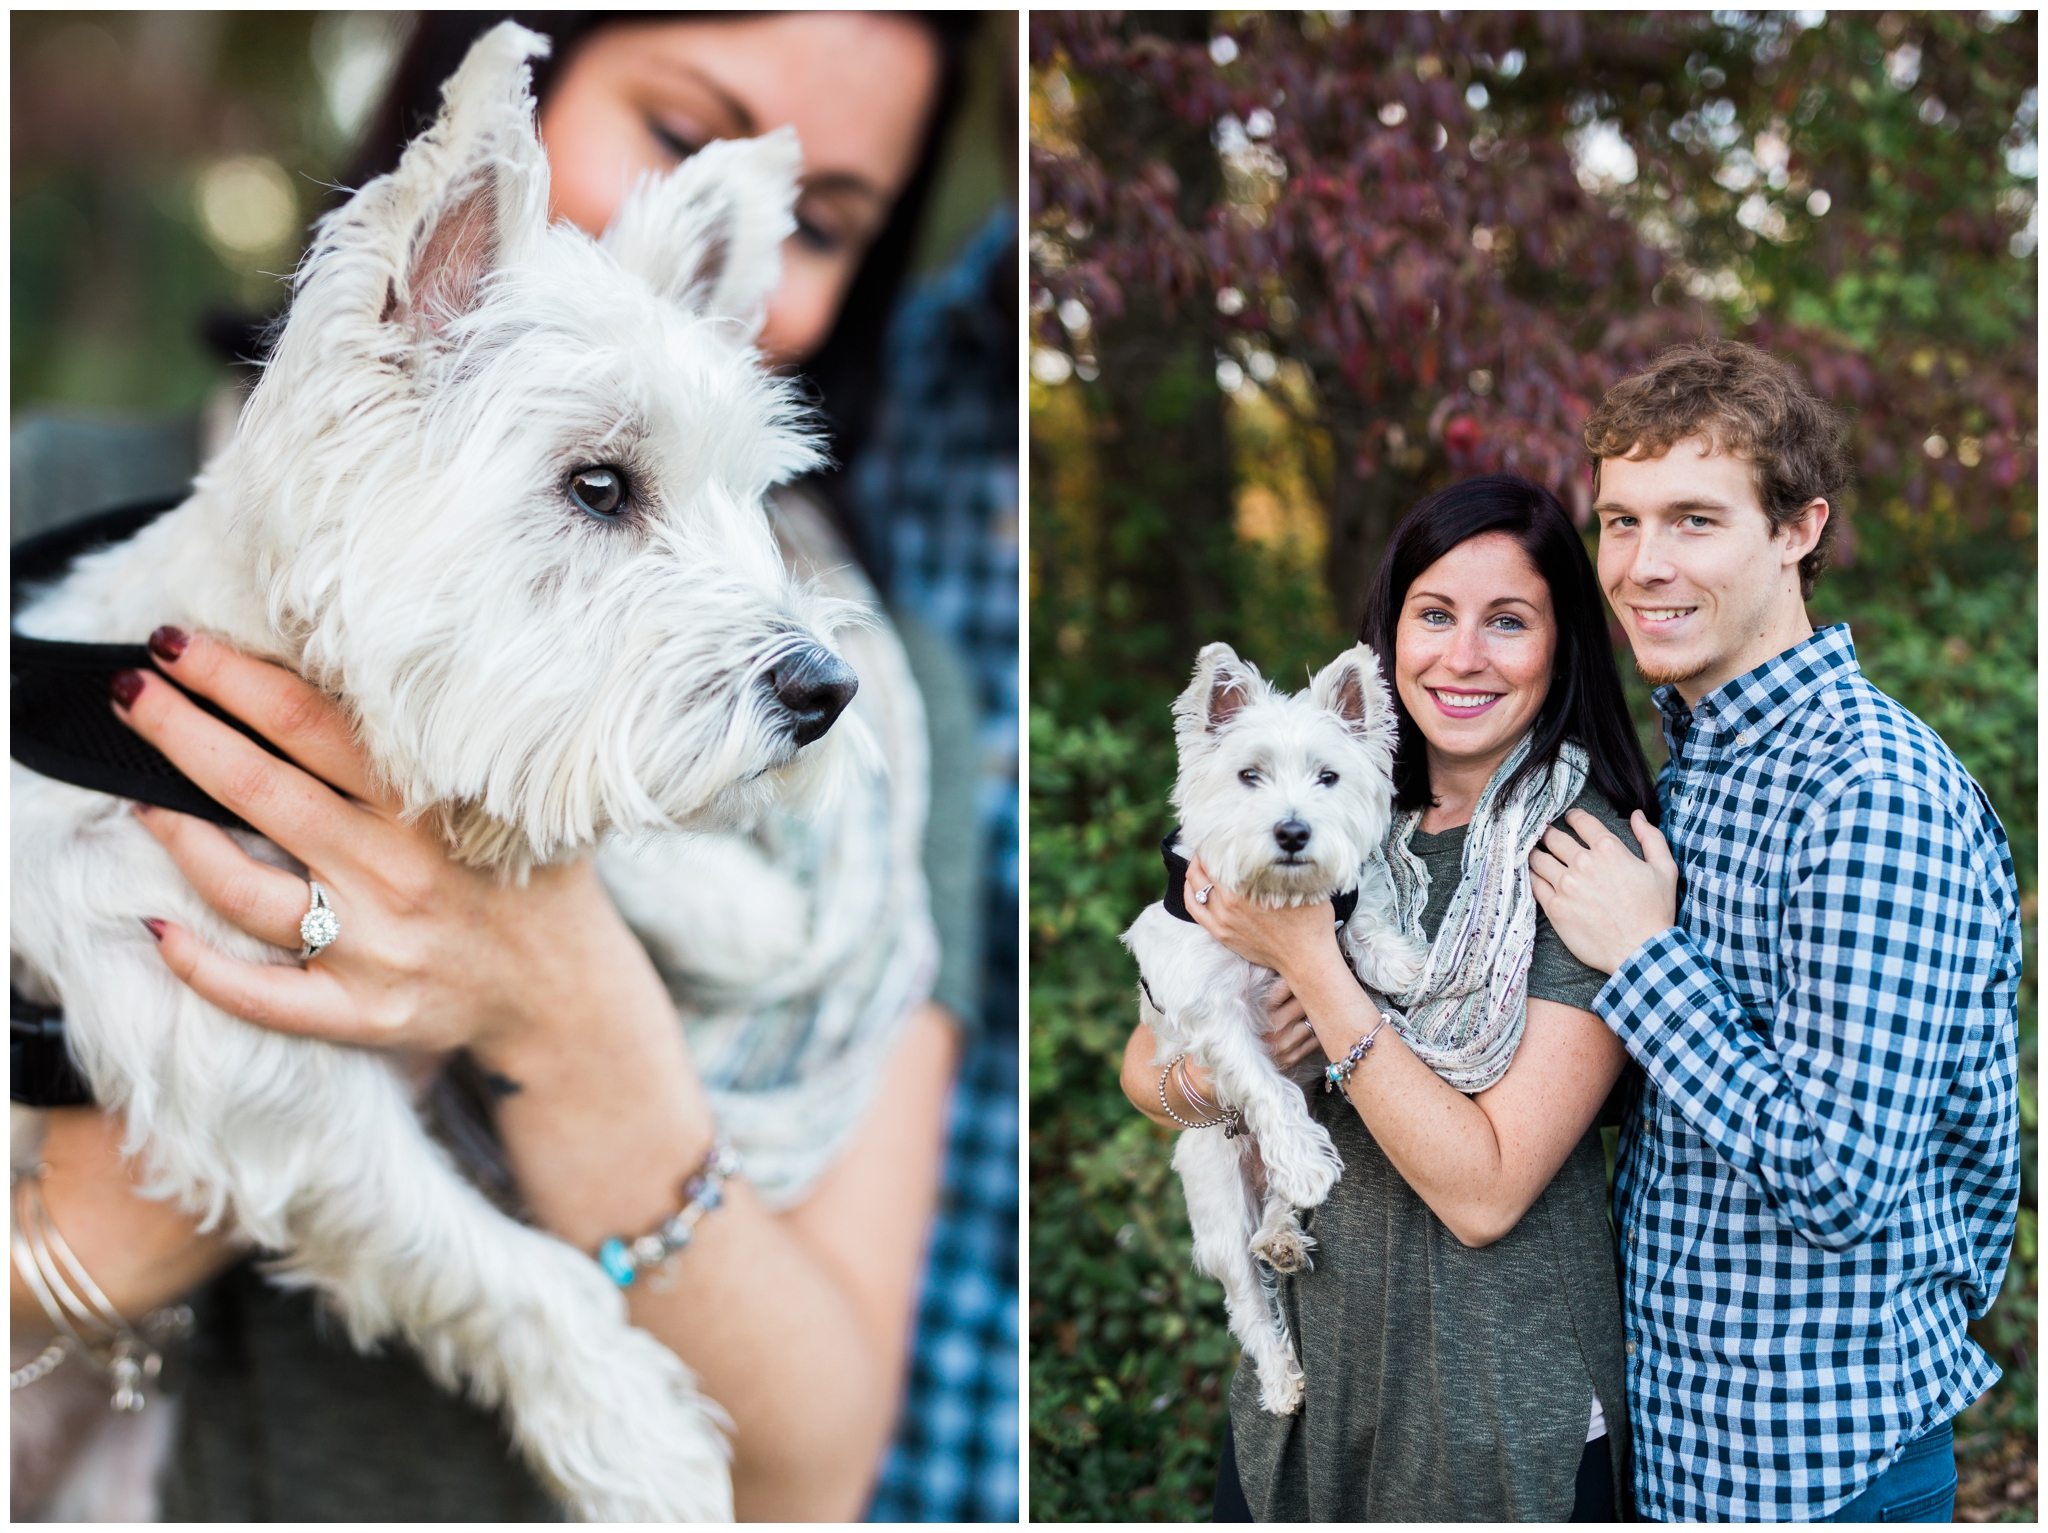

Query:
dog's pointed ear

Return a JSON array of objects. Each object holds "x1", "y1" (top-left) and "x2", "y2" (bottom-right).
[
  {"x1": 379, "y1": 21, "x2": 553, "y2": 338},
  {"x1": 599, "y1": 128, "x2": 801, "y2": 334},
  {"x1": 1312, "y1": 643, "x2": 1398, "y2": 748},
  {"x1": 1173, "y1": 642, "x2": 1266, "y2": 744}
]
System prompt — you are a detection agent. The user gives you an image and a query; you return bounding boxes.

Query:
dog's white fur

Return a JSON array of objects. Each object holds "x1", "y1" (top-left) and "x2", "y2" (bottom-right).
[
  {"x1": 1121, "y1": 642, "x2": 1426, "y2": 1414},
  {"x1": 11, "y1": 24, "x2": 862, "y2": 1521}
]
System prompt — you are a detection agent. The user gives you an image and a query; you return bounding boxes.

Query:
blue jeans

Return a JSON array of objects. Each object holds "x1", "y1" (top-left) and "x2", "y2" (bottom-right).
[{"x1": 1826, "y1": 1418, "x2": 1956, "y2": 1523}]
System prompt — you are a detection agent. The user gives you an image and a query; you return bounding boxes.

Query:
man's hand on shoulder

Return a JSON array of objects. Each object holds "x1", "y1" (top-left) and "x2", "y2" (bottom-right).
[{"x1": 1530, "y1": 809, "x2": 1680, "y2": 976}]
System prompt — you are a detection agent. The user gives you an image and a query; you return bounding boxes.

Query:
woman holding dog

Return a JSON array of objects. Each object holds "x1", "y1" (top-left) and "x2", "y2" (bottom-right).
[
  {"x1": 12, "y1": 12, "x2": 986, "y2": 1523},
  {"x1": 1120, "y1": 475, "x2": 1658, "y2": 1521}
]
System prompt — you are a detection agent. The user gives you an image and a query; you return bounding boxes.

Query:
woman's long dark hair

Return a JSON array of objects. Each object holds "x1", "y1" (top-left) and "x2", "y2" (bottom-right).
[
  {"x1": 1358, "y1": 474, "x2": 1659, "y2": 824},
  {"x1": 340, "y1": 11, "x2": 980, "y2": 572}
]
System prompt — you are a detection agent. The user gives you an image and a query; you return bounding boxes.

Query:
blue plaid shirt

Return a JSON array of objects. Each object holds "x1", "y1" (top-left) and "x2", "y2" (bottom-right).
[
  {"x1": 1597, "y1": 623, "x2": 2021, "y2": 1522},
  {"x1": 857, "y1": 209, "x2": 1020, "y2": 1523}
]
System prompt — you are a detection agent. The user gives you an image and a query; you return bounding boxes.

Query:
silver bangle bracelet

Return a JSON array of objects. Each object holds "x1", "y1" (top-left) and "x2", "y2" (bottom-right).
[
  {"x1": 9, "y1": 1168, "x2": 193, "y2": 1409},
  {"x1": 1157, "y1": 1054, "x2": 1243, "y2": 1137},
  {"x1": 1157, "y1": 1054, "x2": 1225, "y2": 1130},
  {"x1": 596, "y1": 1135, "x2": 743, "y2": 1290},
  {"x1": 1175, "y1": 1056, "x2": 1218, "y2": 1117}
]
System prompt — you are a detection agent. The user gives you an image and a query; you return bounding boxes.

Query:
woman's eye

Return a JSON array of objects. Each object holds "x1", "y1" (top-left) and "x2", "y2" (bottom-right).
[
  {"x1": 569, "y1": 466, "x2": 629, "y2": 518},
  {"x1": 1238, "y1": 768, "x2": 1260, "y2": 786},
  {"x1": 793, "y1": 215, "x2": 844, "y2": 255},
  {"x1": 1317, "y1": 770, "x2": 1340, "y2": 787},
  {"x1": 647, "y1": 120, "x2": 705, "y2": 162},
  {"x1": 1491, "y1": 616, "x2": 1526, "y2": 632},
  {"x1": 1419, "y1": 609, "x2": 1452, "y2": 626}
]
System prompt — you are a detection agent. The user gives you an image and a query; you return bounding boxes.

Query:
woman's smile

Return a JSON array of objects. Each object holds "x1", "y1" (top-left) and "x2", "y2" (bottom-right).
[{"x1": 1427, "y1": 687, "x2": 1504, "y2": 717}]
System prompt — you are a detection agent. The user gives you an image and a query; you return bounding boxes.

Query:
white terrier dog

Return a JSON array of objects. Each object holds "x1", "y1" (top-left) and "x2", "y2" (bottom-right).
[
  {"x1": 1122, "y1": 642, "x2": 1426, "y2": 1414},
  {"x1": 11, "y1": 24, "x2": 859, "y2": 1521}
]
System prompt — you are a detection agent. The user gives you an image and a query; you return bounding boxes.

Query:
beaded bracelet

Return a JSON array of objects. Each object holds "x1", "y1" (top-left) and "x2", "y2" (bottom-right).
[
  {"x1": 1322, "y1": 1019, "x2": 1390, "y2": 1100},
  {"x1": 597, "y1": 1136, "x2": 743, "y2": 1289}
]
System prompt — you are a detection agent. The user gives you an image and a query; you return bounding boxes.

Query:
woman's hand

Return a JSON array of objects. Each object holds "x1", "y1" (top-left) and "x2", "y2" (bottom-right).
[
  {"x1": 1182, "y1": 854, "x2": 1349, "y2": 985},
  {"x1": 110, "y1": 628, "x2": 643, "y2": 1068},
  {"x1": 1529, "y1": 808, "x2": 1679, "y2": 976},
  {"x1": 1261, "y1": 980, "x2": 1322, "y2": 1071},
  {"x1": 108, "y1": 627, "x2": 943, "y2": 1518}
]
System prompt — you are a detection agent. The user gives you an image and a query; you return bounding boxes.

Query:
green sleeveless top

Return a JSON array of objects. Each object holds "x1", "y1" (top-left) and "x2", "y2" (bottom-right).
[{"x1": 1227, "y1": 784, "x2": 1637, "y2": 1522}]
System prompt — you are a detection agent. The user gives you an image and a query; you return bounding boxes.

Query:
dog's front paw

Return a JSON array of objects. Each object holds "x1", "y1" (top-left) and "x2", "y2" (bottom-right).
[
  {"x1": 1250, "y1": 1223, "x2": 1316, "y2": 1275},
  {"x1": 1258, "y1": 1355, "x2": 1308, "y2": 1416},
  {"x1": 1358, "y1": 931, "x2": 1429, "y2": 996},
  {"x1": 1266, "y1": 1151, "x2": 1340, "y2": 1210}
]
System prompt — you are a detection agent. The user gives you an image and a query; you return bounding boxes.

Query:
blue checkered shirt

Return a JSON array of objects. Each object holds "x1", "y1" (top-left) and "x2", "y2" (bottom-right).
[
  {"x1": 1597, "y1": 623, "x2": 2021, "y2": 1522},
  {"x1": 857, "y1": 209, "x2": 1020, "y2": 1523},
  {"x1": 851, "y1": 209, "x2": 1020, "y2": 914}
]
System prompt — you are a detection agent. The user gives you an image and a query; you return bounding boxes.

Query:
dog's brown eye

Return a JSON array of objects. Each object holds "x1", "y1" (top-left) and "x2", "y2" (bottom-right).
[
  {"x1": 1239, "y1": 768, "x2": 1260, "y2": 786},
  {"x1": 570, "y1": 466, "x2": 628, "y2": 518},
  {"x1": 1318, "y1": 770, "x2": 1340, "y2": 787}
]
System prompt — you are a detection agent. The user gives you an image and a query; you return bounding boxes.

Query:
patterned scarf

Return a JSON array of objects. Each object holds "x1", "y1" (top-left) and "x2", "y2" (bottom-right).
[{"x1": 1367, "y1": 735, "x2": 1588, "y2": 1094}]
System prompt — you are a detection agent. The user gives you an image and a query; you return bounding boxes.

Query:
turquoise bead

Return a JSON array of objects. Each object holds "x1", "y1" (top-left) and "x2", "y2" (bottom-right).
[{"x1": 597, "y1": 1238, "x2": 635, "y2": 1287}]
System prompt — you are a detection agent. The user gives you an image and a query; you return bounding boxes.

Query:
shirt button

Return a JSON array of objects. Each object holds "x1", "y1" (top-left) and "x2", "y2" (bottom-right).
[{"x1": 1626, "y1": 1340, "x2": 1637, "y2": 1356}]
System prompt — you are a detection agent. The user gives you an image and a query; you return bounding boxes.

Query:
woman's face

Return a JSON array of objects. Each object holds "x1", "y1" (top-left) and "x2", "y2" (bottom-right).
[
  {"x1": 539, "y1": 14, "x2": 941, "y2": 366},
  {"x1": 1393, "y1": 531, "x2": 1558, "y2": 783}
]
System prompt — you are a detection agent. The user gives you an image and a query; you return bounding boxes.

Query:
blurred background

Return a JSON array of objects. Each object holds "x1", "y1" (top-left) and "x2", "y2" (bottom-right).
[
  {"x1": 1029, "y1": 10, "x2": 2035, "y2": 1521},
  {"x1": 12, "y1": 10, "x2": 1018, "y2": 1523},
  {"x1": 11, "y1": 11, "x2": 1011, "y2": 528}
]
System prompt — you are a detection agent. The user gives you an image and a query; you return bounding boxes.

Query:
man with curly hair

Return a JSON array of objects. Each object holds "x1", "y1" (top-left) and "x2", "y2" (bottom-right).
[{"x1": 1530, "y1": 340, "x2": 2021, "y2": 1523}]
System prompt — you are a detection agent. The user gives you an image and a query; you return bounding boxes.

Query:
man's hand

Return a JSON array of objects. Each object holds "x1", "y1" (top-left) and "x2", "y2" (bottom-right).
[{"x1": 1529, "y1": 808, "x2": 1680, "y2": 975}]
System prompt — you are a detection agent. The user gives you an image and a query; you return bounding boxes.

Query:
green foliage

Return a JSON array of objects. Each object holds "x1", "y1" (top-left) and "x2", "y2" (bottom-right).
[
  {"x1": 1815, "y1": 550, "x2": 2037, "y2": 881},
  {"x1": 1028, "y1": 706, "x2": 1242, "y2": 1519}
]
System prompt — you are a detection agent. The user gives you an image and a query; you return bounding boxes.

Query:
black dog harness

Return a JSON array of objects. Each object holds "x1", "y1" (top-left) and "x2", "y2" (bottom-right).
[{"x1": 11, "y1": 499, "x2": 291, "y2": 830}]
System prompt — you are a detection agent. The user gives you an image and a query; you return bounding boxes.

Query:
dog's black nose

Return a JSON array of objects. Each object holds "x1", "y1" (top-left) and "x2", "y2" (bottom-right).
[
  {"x1": 1274, "y1": 818, "x2": 1312, "y2": 855},
  {"x1": 770, "y1": 646, "x2": 858, "y2": 747}
]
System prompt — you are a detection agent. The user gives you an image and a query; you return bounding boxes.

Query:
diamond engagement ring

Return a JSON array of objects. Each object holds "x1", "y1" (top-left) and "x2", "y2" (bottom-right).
[
  {"x1": 1194, "y1": 884, "x2": 1215, "y2": 906},
  {"x1": 298, "y1": 881, "x2": 339, "y2": 960}
]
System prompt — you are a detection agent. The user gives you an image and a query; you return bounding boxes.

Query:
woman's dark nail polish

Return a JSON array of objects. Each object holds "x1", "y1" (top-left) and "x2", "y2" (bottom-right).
[
  {"x1": 110, "y1": 669, "x2": 146, "y2": 709},
  {"x1": 142, "y1": 919, "x2": 166, "y2": 941},
  {"x1": 148, "y1": 626, "x2": 189, "y2": 662}
]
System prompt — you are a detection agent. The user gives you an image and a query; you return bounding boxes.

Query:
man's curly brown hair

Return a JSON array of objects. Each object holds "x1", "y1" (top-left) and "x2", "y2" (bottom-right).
[{"x1": 1583, "y1": 340, "x2": 1853, "y2": 598}]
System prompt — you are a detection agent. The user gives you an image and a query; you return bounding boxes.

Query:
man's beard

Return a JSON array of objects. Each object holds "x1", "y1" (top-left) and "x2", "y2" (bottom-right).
[{"x1": 1631, "y1": 650, "x2": 1714, "y2": 690}]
